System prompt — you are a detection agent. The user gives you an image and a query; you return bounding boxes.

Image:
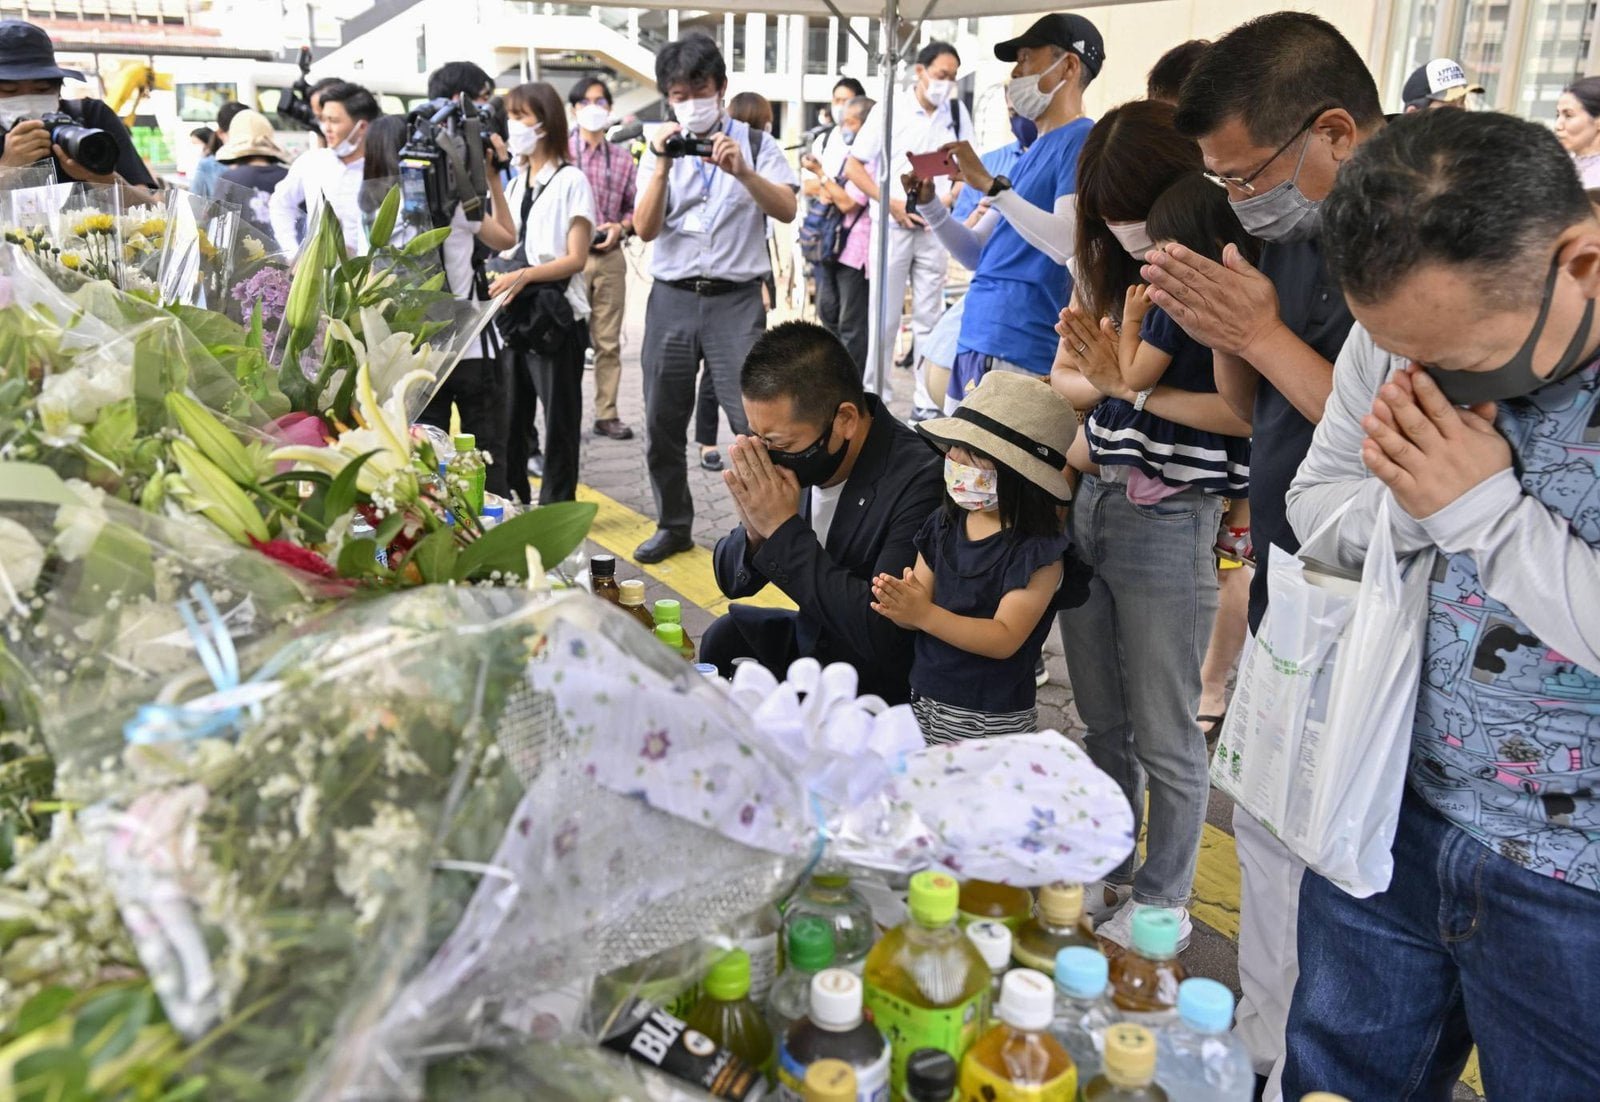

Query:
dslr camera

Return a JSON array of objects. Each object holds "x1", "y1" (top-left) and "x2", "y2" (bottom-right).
[
  {"x1": 29, "y1": 111, "x2": 116, "y2": 175},
  {"x1": 660, "y1": 131, "x2": 716, "y2": 159},
  {"x1": 275, "y1": 46, "x2": 321, "y2": 135},
  {"x1": 398, "y1": 92, "x2": 494, "y2": 230}
]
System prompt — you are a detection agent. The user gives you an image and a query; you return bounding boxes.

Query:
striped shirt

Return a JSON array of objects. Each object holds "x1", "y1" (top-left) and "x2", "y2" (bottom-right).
[{"x1": 569, "y1": 130, "x2": 636, "y2": 228}]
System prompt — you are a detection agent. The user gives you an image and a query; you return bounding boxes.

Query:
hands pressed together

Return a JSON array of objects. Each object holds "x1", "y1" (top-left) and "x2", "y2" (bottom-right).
[
  {"x1": 723, "y1": 435, "x2": 801, "y2": 550},
  {"x1": 1361, "y1": 365, "x2": 1511, "y2": 519},
  {"x1": 871, "y1": 567, "x2": 933, "y2": 629}
]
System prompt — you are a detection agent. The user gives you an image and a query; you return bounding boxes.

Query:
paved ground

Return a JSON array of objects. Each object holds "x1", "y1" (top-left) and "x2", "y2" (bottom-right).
[{"x1": 525, "y1": 251, "x2": 1480, "y2": 1100}]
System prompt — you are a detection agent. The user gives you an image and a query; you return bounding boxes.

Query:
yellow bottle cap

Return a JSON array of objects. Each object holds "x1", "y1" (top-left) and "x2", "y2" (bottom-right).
[
  {"x1": 1102, "y1": 1023, "x2": 1157, "y2": 1088},
  {"x1": 1037, "y1": 881, "x2": 1084, "y2": 926},
  {"x1": 803, "y1": 1058, "x2": 857, "y2": 1102},
  {"x1": 908, "y1": 871, "x2": 960, "y2": 926},
  {"x1": 619, "y1": 579, "x2": 647, "y2": 607}
]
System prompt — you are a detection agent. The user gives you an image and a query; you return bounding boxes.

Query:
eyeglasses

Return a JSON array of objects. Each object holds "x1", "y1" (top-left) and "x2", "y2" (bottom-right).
[{"x1": 1203, "y1": 105, "x2": 1335, "y2": 196}]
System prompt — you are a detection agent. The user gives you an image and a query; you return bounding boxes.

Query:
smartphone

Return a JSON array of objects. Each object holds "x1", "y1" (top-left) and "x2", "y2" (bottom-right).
[{"x1": 907, "y1": 149, "x2": 955, "y2": 178}]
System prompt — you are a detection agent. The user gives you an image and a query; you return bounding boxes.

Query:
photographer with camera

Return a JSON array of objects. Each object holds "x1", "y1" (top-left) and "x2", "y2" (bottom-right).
[
  {"x1": 631, "y1": 33, "x2": 799, "y2": 563},
  {"x1": 0, "y1": 20, "x2": 157, "y2": 198},
  {"x1": 269, "y1": 80, "x2": 379, "y2": 252}
]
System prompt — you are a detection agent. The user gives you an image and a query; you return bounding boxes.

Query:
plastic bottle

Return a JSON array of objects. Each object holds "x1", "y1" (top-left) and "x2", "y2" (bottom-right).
[
  {"x1": 1108, "y1": 910, "x2": 1186, "y2": 1027},
  {"x1": 958, "y1": 880, "x2": 1033, "y2": 930},
  {"x1": 602, "y1": 997, "x2": 768, "y2": 1100},
  {"x1": 862, "y1": 871, "x2": 989, "y2": 1097},
  {"x1": 1084, "y1": 1024, "x2": 1166, "y2": 1100},
  {"x1": 783, "y1": 871, "x2": 877, "y2": 975},
  {"x1": 959, "y1": 968, "x2": 1077, "y2": 1100},
  {"x1": 904, "y1": 1048, "x2": 959, "y2": 1102},
  {"x1": 479, "y1": 500, "x2": 504, "y2": 530},
  {"x1": 450, "y1": 432, "x2": 485, "y2": 516},
  {"x1": 1154, "y1": 978, "x2": 1252, "y2": 1102},
  {"x1": 726, "y1": 903, "x2": 783, "y2": 1005},
  {"x1": 686, "y1": 949, "x2": 775, "y2": 1078},
  {"x1": 654, "y1": 598, "x2": 698, "y2": 661},
  {"x1": 1013, "y1": 883, "x2": 1097, "y2": 972},
  {"x1": 777, "y1": 968, "x2": 890, "y2": 1102},
  {"x1": 657, "y1": 622, "x2": 689, "y2": 655},
  {"x1": 591, "y1": 554, "x2": 622, "y2": 605},
  {"x1": 769, "y1": 917, "x2": 836, "y2": 1041},
  {"x1": 620, "y1": 580, "x2": 656, "y2": 632},
  {"x1": 964, "y1": 920, "x2": 1012, "y2": 1022},
  {"x1": 802, "y1": 1059, "x2": 857, "y2": 1102},
  {"x1": 1051, "y1": 945, "x2": 1119, "y2": 1093}
]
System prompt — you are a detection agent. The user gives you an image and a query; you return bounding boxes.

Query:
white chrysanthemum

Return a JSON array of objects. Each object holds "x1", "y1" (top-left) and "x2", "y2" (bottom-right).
[{"x1": 0, "y1": 518, "x2": 44, "y2": 614}]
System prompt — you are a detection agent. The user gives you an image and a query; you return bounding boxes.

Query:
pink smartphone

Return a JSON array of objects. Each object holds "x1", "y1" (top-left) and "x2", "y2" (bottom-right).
[{"x1": 907, "y1": 149, "x2": 955, "y2": 178}]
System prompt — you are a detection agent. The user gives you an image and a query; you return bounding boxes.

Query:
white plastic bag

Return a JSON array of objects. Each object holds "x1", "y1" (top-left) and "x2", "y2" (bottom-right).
[{"x1": 1212, "y1": 495, "x2": 1432, "y2": 896}]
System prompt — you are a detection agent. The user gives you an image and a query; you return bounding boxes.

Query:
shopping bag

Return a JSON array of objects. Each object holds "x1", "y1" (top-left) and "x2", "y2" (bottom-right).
[{"x1": 1211, "y1": 494, "x2": 1432, "y2": 896}]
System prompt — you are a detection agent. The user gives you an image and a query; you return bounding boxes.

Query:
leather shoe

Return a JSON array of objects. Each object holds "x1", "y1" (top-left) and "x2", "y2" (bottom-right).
[
  {"x1": 699, "y1": 448, "x2": 724, "y2": 472},
  {"x1": 635, "y1": 529, "x2": 694, "y2": 563},
  {"x1": 594, "y1": 418, "x2": 634, "y2": 440}
]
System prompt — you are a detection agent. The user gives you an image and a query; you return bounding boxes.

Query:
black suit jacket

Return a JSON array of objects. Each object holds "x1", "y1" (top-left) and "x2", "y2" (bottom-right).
[{"x1": 712, "y1": 395, "x2": 944, "y2": 704}]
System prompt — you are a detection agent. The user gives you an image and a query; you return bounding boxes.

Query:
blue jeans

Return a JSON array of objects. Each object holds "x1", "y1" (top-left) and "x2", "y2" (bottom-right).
[
  {"x1": 1058, "y1": 474, "x2": 1222, "y2": 908},
  {"x1": 1285, "y1": 785, "x2": 1600, "y2": 1100}
]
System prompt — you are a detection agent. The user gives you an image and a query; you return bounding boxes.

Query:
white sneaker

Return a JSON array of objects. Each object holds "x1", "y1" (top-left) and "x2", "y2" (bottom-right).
[
  {"x1": 1082, "y1": 880, "x2": 1134, "y2": 928},
  {"x1": 1096, "y1": 900, "x2": 1193, "y2": 954}
]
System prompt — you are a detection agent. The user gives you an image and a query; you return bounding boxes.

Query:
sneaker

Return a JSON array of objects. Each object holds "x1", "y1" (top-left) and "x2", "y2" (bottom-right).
[
  {"x1": 1082, "y1": 880, "x2": 1133, "y2": 928},
  {"x1": 909, "y1": 406, "x2": 942, "y2": 424},
  {"x1": 1096, "y1": 900, "x2": 1192, "y2": 954},
  {"x1": 1035, "y1": 656, "x2": 1049, "y2": 688}
]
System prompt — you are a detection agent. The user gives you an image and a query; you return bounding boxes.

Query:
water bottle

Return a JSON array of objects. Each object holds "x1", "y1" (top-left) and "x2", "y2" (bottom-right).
[
  {"x1": 1052, "y1": 946, "x2": 1119, "y2": 1092},
  {"x1": 1154, "y1": 978, "x2": 1253, "y2": 1102}
]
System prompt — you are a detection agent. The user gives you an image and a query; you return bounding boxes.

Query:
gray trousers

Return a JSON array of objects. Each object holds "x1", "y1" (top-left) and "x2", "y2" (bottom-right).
[{"x1": 642, "y1": 281, "x2": 762, "y2": 534}]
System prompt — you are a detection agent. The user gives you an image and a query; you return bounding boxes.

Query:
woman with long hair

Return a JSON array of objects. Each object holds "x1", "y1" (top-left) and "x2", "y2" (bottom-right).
[{"x1": 489, "y1": 81, "x2": 597, "y2": 505}]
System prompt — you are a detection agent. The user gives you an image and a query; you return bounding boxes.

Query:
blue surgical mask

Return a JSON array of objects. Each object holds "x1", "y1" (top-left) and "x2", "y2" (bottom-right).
[{"x1": 1010, "y1": 114, "x2": 1038, "y2": 150}]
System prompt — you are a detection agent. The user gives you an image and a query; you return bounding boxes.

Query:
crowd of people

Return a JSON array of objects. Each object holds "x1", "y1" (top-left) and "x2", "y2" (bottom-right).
[{"x1": 2, "y1": 9, "x2": 1598, "y2": 1097}]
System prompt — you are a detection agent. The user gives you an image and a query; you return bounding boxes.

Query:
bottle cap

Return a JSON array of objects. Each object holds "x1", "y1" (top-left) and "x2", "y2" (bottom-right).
[
  {"x1": 998, "y1": 968, "x2": 1055, "y2": 1032},
  {"x1": 655, "y1": 623, "x2": 685, "y2": 648},
  {"x1": 619, "y1": 579, "x2": 647, "y2": 607},
  {"x1": 1102, "y1": 1023, "x2": 1157, "y2": 1088},
  {"x1": 452, "y1": 433, "x2": 475, "y2": 451},
  {"x1": 965, "y1": 920, "x2": 1012, "y2": 972},
  {"x1": 1130, "y1": 907, "x2": 1180, "y2": 959},
  {"x1": 809, "y1": 968, "x2": 864, "y2": 1030},
  {"x1": 802, "y1": 1059, "x2": 857, "y2": 1102},
  {"x1": 481, "y1": 503, "x2": 504, "y2": 521},
  {"x1": 653, "y1": 598, "x2": 683, "y2": 624},
  {"x1": 703, "y1": 948, "x2": 751, "y2": 1001},
  {"x1": 694, "y1": 662, "x2": 720, "y2": 677},
  {"x1": 1177, "y1": 977, "x2": 1235, "y2": 1033},
  {"x1": 787, "y1": 916, "x2": 836, "y2": 973},
  {"x1": 908, "y1": 871, "x2": 960, "y2": 927},
  {"x1": 904, "y1": 1048, "x2": 958, "y2": 1102},
  {"x1": 1036, "y1": 882, "x2": 1084, "y2": 926},
  {"x1": 590, "y1": 554, "x2": 616, "y2": 577},
  {"x1": 1054, "y1": 945, "x2": 1109, "y2": 1000}
]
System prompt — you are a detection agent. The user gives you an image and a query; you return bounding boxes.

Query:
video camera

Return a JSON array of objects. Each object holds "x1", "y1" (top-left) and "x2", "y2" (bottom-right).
[
  {"x1": 660, "y1": 132, "x2": 716, "y2": 159},
  {"x1": 276, "y1": 46, "x2": 321, "y2": 135},
  {"x1": 398, "y1": 92, "x2": 493, "y2": 230}
]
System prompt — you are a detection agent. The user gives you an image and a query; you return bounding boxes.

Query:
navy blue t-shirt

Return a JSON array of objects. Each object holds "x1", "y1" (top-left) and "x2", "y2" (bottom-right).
[{"x1": 911, "y1": 508, "x2": 1068, "y2": 713}]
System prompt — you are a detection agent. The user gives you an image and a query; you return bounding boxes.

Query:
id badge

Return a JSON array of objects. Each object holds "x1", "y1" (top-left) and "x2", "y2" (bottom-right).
[{"x1": 682, "y1": 208, "x2": 707, "y2": 234}]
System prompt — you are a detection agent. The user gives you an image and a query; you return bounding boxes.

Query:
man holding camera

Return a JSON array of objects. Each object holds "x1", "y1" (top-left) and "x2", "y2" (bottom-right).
[
  {"x1": 632, "y1": 34, "x2": 799, "y2": 563},
  {"x1": 270, "y1": 80, "x2": 379, "y2": 253},
  {"x1": 0, "y1": 20, "x2": 157, "y2": 198}
]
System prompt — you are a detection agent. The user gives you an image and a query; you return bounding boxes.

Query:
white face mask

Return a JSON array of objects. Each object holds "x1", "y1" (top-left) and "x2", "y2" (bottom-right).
[
  {"x1": 1108, "y1": 220, "x2": 1155, "y2": 260},
  {"x1": 332, "y1": 121, "x2": 365, "y2": 159},
  {"x1": 0, "y1": 93, "x2": 58, "y2": 130},
  {"x1": 673, "y1": 96, "x2": 721, "y2": 135},
  {"x1": 575, "y1": 104, "x2": 610, "y2": 133},
  {"x1": 506, "y1": 119, "x2": 540, "y2": 157},
  {"x1": 1006, "y1": 53, "x2": 1068, "y2": 122},
  {"x1": 922, "y1": 78, "x2": 955, "y2": 108}
]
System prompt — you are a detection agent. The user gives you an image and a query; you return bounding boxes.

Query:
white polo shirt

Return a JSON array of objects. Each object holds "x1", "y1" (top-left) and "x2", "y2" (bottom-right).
[
  {"x1": 506, "y1": 160, "x2": 597, "y2": 320},
  {"x1": 848, "y1": 92, "x2": 972, "y2": 202}
]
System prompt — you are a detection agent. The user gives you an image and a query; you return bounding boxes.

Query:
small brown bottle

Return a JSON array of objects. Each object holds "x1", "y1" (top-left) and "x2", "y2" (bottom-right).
[
  {"x1": 590, "y1": 554, "x2": 621, "y2": 605},
  {"x1": 619, "y1": 580, "x2": 656, "y2": 632}
]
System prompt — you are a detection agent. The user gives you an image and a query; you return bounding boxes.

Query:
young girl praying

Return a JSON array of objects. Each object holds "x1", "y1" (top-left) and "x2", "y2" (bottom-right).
[{"x1": 871, "y1": 371, "x2": 1077, "y2": 744}]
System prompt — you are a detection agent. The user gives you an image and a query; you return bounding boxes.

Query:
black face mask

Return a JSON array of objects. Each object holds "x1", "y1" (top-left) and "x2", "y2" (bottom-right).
[
  {"x1": 767, "y1": 405, "x2": 847, "y2": 488},
  {"x1": 1426, "y1": 253, "x2": 1598, "y2": 405}
]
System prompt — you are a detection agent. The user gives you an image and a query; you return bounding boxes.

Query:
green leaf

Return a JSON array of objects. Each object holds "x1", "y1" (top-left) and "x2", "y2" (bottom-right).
[
  {"x1": 373, "y1": 510, "x2": 405, "y2": 546},
  {"x1": 16, "y1": 986, "x2": 73, "y2": 1035},
  {"x1": 321, "y1": 450, "x2": 379, "y2": 526},
  {"x1": 336, "y1": 538, "x2": 383, "y2": 577},
  {"x1": 260, "y1": 469, "x2": 332, "y2": 490},
  {"x1": 246, "y1": 298, "x2": 264, "y2": 353},
  {"x1": 400, "y1": 226, "x2": 452, "y2": 258},
  {"x1": 81, "y1": 400, "x2": 137, "y2": 468},
  {"x1": 0, "y1": 462, "x2": 84, "y2": 506},
  {"x1": 169, "y1": 304, "x2": 248, "y2": 351},
  {"x1": 71, "y1": 985, "x2": 150, "y2": 1066},
  {"x1": 367, "y1": 185, "x2": 401, "y2": 251},
  {"x1": 410, "y1": 527, "x2": 458, "y2": 583},
  {"x1": 419, "y1": 271, "x2": 448, "y2": 293},
  {"x1": 14, "y1": 1046, "x2": 90, "y2": 1102},
  {"x1": 452, "y1": 501, "x2": 597, "y2": 582}
]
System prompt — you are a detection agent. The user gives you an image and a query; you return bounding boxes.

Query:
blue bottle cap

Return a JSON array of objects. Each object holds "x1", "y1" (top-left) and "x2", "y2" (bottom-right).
[
  {"x1": 1054, "y1": 945, "x2": 1108, "y2": 1000},
  {"x1": 694, "y1": 663, "x2": 719, "y2": 677},
  {"x1": 482, "y1": 503, "x2": 505, "y2": 521},
  {"x1": 1177, "y1": 977, "x2": 1235, "y2": 1033}
]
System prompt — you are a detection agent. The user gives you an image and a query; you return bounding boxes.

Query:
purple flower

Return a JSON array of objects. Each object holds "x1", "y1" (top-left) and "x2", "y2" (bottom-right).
[
  {"x1": 641, "y1": 729, "x2": 671, "y2": 761},
  {"x1": 230, "y1": 264, "x2": 292, "y2": 325},
  {"x1": 1019, "y1": 836, "x2": 1044, "y2": 854},
  {"x1": 739, "y1": 804, "x2": 756, "y2": 827},
  {"x1": 1030, "y1": 762, "x2": 1047, "y2": 776}
]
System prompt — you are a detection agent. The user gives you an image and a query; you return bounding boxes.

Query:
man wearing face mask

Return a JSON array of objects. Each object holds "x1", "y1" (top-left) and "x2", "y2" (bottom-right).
[
  {"x1": 949, "y1": 105, "x2": 1036, "y2": 223},
  {"x1": 1143, "y1": 15, "x2": 1384, "y2": 1101},
  {"x1": 269, "y1": 80, "x2": 380, "y2": 253},
  {"x1": 631, "y1": 33, "x2": 800, "y2": 564},
  {"x1": 0, "y1": 20, "x2": 157, "y2": 196},
  {"x1": 1282, "y1": 107, "x2": 1600, "y2": 1102},
  {"x1": 910, "y1": 14, "x2": 1101, "y2": 405},
  {"x1": 845, "y1": 41, "x2": 973, "y2": 419},
  {"x1": 705, "y1": 321, "x2": 943, "y2": 704}
]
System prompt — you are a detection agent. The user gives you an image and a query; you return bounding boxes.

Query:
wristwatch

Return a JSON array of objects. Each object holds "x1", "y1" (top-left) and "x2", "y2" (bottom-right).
[
  {"x1": 986, "y1": 175, "x2": 1012, "y2": 198},
  {"x1": 1133, "y1": 387, "x2": 1155, "y2": 412}
]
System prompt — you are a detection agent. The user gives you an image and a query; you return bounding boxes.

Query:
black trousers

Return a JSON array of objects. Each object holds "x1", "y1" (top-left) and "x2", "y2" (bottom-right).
[
  {"x1": 835, "y1": 263, "x2": 870, "y2": 380},
  {"x1": 506, "y1": 335, "x2": 585, "y2": 505},
  {"x1": 700, "y1": 606, "x2": 802, "y2": 680},
  {"x1": 418, "y1": 354, "x2": 511, "y2": 498},
  {"x1": 814, "y1": 259, "x2": 841, "y2": 335}
]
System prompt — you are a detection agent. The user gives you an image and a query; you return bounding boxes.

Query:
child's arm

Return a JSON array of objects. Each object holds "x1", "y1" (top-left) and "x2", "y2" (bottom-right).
[
  {"x1": 1119, "y1": 286, "x2": 1172, "y2": 392},
  {"x1": 872, "y1": 559, "x2": 1064, "y2": 661}
]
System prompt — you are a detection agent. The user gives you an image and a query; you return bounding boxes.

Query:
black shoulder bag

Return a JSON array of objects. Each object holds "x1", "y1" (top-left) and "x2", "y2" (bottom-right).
[{"x1": 495, "y1": 165, "x2": 580, "y2": 356}]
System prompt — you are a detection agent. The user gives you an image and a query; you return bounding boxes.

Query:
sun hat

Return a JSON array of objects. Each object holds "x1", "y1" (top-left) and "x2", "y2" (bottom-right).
[
  {"x1": 0, "y1": 21, "x2": 84, "y2": 83},
  {"x1": 916, "y1": 371, "x2": 1077, "y2": 502},
  {"x1": 215, "y1": 109, "x2": 289, "y2": 164}
]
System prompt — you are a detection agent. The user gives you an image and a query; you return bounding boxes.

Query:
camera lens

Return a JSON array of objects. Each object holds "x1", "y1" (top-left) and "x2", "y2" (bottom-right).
[{"x1": 50, "y1": 124, "x2": 117, "y2": 175}]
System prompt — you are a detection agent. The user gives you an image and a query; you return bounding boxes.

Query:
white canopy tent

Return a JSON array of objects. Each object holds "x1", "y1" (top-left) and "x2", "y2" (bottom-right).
[{"x1": 586, "y1": 0, "x2": 1126, "y2": 395}]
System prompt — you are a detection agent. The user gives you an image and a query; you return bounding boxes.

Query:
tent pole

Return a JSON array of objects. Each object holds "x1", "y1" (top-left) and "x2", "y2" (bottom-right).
[{"x1": 871, "y1": 0, "x2": 898, "y2": 398}]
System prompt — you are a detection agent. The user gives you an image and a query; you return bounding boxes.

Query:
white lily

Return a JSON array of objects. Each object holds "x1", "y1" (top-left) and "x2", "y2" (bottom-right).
[
  {"x1": 271, "y1": 360, "x2": 432, "y2": 498},
  {"x1": 325, "y1": 306, "x2": 445, "y2": 409}
]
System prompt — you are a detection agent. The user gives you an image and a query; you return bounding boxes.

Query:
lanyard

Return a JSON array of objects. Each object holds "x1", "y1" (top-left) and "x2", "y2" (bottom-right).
[{"x1": 691, "y1": 117, "x2": 733, "y2": 201}]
